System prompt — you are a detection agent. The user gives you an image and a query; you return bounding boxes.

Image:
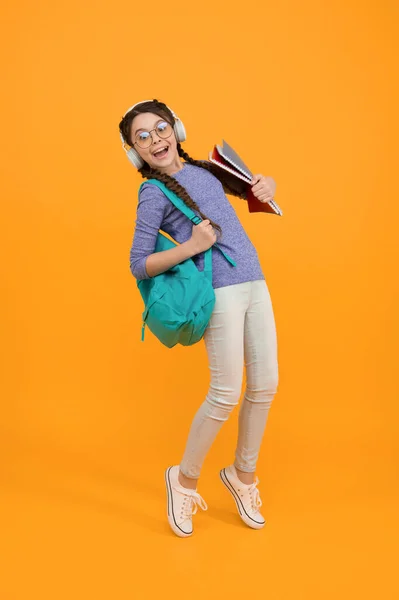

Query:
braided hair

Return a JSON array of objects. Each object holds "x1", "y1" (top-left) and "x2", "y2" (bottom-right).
[{"x1": 119, "y1": 99, "x2": 247, "y2": 236}]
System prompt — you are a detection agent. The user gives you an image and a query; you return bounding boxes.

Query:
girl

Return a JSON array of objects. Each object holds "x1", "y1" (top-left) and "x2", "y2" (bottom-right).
[{"x1": 119, "y1": 99, "x2": 279, "y2": 538}]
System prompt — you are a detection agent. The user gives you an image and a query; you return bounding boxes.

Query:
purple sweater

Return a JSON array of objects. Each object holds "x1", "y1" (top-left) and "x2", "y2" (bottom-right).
[{"x1": 129, "y1": 162, "x2": 264, "y2": 289}]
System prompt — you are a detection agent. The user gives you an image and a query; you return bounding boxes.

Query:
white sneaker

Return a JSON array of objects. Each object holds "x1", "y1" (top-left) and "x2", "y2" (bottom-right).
[
  {"x1": 165, "y1": 466, "x2": 208, "y2": 538},
  {"x1": 220, "y1": 465, "x2": 266, "y2": 529}
]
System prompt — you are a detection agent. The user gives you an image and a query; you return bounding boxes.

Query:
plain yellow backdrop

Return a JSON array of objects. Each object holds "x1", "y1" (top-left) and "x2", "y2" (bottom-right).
[{"x1": 1, "y1": 0, "x2": 398, "y2": 598}]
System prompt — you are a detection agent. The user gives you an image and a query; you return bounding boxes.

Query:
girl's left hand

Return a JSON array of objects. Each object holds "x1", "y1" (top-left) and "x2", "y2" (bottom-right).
[{"x1": 250, "y1": 174, "x2": 276, "y2": 204}]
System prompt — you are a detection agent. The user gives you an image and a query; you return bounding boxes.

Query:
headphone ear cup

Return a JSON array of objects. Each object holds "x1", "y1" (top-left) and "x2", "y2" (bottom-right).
[
  {"x1": 120, "y1": 131, "x2": 144, "y2": 169},
  {"x1": 174, "y1": 118, "x2": 186, "y2": 143},
  {"x1": 126, "y1": 147, "x2": 144, "y2": 169}
]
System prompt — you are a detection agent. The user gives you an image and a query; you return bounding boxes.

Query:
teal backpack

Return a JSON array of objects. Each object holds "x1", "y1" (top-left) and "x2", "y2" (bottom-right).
[{"x1": 136, "y1": 179, "x2": 236, "y2": 348}]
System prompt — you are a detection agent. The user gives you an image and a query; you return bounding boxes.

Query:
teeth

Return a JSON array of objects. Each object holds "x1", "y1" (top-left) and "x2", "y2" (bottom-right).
[{"x1": 154, "y1": 147, "x2": 167, "y2": 155}]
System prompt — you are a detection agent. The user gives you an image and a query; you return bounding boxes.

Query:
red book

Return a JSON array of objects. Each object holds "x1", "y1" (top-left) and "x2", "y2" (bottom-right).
[{"x1": 208, "y1": 140, "x2": 283, "y2": 216}]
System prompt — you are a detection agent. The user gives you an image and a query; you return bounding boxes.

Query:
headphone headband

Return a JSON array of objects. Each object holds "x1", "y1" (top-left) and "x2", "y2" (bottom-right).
[{"x1": 122, "y1": 99, "x2": 178, "y2": 121}]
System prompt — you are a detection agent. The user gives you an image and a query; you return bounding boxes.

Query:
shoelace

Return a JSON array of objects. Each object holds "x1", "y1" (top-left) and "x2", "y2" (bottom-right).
[
  {"x1": 179, "y1": 490, "x2": 208, "y2": 520},
  {"x1": 247, "y1": 477, "x2": 263, "y2": 511}
]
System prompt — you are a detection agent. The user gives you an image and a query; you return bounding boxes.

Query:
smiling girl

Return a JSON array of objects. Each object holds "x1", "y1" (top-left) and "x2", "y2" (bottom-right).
[{"x1": 119, "y1": 99, "x2": 279, "y2": 538}]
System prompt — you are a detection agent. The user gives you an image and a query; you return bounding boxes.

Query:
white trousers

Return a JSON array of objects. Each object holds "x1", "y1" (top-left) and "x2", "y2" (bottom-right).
[{"x1": 180, "y1": 280, "x2": 279, "y2": 479}]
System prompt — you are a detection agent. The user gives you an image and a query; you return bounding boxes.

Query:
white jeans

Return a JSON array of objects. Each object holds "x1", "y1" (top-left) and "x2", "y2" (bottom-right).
[{"x1": 179, "y1": 280, "x2": 279, "y2": 479}]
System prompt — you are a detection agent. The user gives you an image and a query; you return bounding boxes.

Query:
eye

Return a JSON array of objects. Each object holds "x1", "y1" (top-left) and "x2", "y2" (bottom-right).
[
  {"x1": 157, "y1": 121, "x2": 169, "y2": 132},
  {"x1": 138, "y1": 131, "x2": 150, "y2": 141}
]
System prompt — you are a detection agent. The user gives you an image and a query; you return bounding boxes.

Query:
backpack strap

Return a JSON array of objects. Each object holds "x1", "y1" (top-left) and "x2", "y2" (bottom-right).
[
  {"x1": 140, "y1": 179, "x2": 201, "y2": 225},
  {"x1": 140, "y1": 179, "x2": 237, "y2": 268},
  {"x1": 215, "y1": 246, "x2": 236, "y2": 267}
]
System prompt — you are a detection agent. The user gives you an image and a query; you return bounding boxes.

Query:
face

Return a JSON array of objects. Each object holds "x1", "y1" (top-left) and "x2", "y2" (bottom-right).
[{"x1": 130, "y1": 112, "x2": 183, "y2": 175}]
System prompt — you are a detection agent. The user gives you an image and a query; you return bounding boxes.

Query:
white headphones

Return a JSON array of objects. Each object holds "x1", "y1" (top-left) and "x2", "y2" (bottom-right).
[{"x1": 119, "y1": 99, "x2": 187, "y2": 169}]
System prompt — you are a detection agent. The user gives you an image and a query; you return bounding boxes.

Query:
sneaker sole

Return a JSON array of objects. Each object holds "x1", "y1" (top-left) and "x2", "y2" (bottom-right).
[
  {"x1": 165, "y1": 467, "x2": 193, "y2": 538},
  {"x1": 220, "y1": 468, "x2": 266, "y2": 530}
]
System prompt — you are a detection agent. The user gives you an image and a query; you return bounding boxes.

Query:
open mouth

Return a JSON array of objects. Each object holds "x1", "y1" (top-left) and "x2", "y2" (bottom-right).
[{"x1": 152, "y1": 146, "x2": 169, "y2": 159}]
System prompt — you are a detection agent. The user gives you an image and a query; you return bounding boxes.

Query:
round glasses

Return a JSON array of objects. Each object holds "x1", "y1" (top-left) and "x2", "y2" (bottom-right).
[{"x1": 133, "y1": 120, "x2": 173, "y2": 149}]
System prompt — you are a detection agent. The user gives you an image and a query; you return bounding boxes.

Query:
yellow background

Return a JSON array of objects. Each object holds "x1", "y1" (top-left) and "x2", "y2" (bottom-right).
[{"x1": 1, "y1": 0, "x2": 398, "y2": 598}]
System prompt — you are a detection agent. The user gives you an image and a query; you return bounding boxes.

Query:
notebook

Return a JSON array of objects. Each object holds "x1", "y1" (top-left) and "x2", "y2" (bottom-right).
[{"x1": 208, "y1": 140, "x2": 283, "y2": 216}]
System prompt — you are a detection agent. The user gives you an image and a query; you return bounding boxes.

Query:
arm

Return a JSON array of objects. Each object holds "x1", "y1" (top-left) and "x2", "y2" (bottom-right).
[
  {"x1": 130, "y1": 185, "x2": 216, "y2": 280},
  {"x1": 130, "y1": 184, "x2": 183, "y2": 279},
  {"x1": 129, "y1": 185, "x2": 164, "y2": 279},
  {"x1": 144, "y1": 240, "x2": 197, "y2": 278},
  {"x1": 206, "y1": 161, "x2": 277, "y2": 205}
]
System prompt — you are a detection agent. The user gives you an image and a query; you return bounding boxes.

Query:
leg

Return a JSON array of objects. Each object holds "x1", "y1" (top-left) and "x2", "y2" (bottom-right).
[
  {"x1": 234, "y1": 280, "x2": 279, "y2": 482},
  {"x1": 179, "y1": 283, "x2": 250, "y2": 485}
]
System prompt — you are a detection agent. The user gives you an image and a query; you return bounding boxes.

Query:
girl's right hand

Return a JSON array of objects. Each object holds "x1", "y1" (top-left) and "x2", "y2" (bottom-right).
[{"x1": 189, "y1": 220, "x2": 217, "y2": 254}]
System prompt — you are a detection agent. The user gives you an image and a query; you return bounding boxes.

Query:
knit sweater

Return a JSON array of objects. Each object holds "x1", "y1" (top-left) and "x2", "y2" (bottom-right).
[{"x1": 129, "y1": 162, "x2": 265, "y2": 289}]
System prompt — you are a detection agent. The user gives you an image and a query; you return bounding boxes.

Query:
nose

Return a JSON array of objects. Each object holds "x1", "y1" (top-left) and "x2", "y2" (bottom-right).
[{"x1": 150, "y1": 129, "x2": 162, "y2": 145}]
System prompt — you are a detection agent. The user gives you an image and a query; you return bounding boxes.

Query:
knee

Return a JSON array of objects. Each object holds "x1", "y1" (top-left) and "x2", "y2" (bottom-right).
[
  {"x1": 205, "y1": 383, "x2": 241, "y2": 421},
  {"x1": 244, "y1": 376, "x2": 279, "y2": 408}
]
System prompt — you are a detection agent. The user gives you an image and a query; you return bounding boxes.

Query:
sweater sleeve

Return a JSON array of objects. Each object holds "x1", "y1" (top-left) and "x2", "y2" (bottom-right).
[{"x1": 129, "y1": 184, "x2": 169, "y2": 280}]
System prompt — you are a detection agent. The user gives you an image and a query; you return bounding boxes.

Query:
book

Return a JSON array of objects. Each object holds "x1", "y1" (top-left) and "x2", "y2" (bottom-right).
[{"x1": 208, "y1": 140, "x2": 283, "y2": 216}]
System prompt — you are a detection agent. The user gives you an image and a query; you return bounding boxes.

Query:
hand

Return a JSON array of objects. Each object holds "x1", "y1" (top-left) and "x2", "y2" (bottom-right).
[
  {"x1": 189, "y1": 220, "x2": 217, "y2": 254},
  {"x1": 250, "y1": 174, "x2": 276, "y2": 204}
]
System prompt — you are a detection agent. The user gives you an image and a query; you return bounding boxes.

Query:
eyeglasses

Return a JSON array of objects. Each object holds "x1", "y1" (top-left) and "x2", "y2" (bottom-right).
[{"x1": 133, "y1": 120, "x2": 173, "y2": 149}]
